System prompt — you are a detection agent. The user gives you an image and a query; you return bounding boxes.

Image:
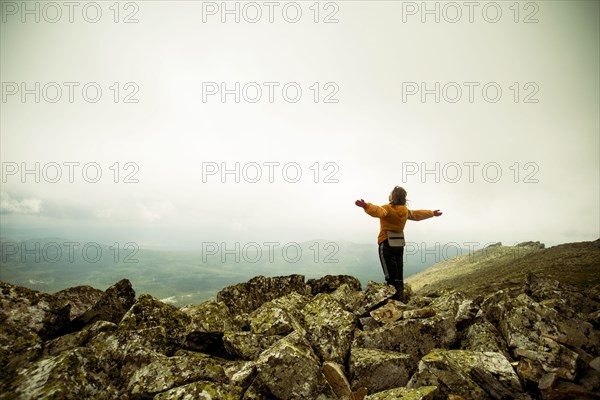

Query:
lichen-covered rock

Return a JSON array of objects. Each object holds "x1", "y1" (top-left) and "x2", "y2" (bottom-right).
[
  {"x1": 127, "y1": 350, "x2": 227, "y2": 397},
  {"x1": 307, "y1": 275, "x2": 362, "y2": 295},
  {"x1": 10, "y1": 347, "x2": 119, "y2": 399},
  {"x1": 514, "y1": 339, "x2": 579, "y2": 381},
  {"x1": 369, "y1": 301, "x2": 406, "y2": 324},
  {"x1": 353, "y1": 314, "x2": 457, "y2": 364},
  {"x1": 53, "y1": 285, "x2": 104, "y2": 320},
  {"x1": 407, "y1": 349, "x2": 527, "y2": 400},
  {"x1": 87, "y1": 329, "x2": 168, "y2": 385},
  {"x1": 460, "y1": 318, "x2": 508, "y2": 356},
  {"x1": 118, "y1": 294, "x2": 190, "y2": 355},
  {"x1": 359, "y1": 316, "x2": 381, "y2": 331},
  {"x1": 223, "y1": 331, "x2": 282, "y2": 360},
  {"x1": 455, "y1": 299, "x2": 479, "y2": 330},
  {"x1": 249, "y1": 303, "x2": 304, "y2": 336},
  {"x1": 364, "y1": 386, "x2": 438, "y2": 400},
  {"x1": 254, "y1": 331, "x2": 334, "y2": 400},
  {"x1": 153, "y1": 380, "x2": 243, "y2": 400},
  {"x1": 0, "y1": 281, "x2": 71, "y2": 342},
  {"x1": 330, "y1": 283, "x2": 363, "y2": 312},
  {"x1": 68, "y1": 279, "x2": 136, "y2": 332},
  {"x1": 269, "y1": 292, "x2": 311, "y2": 320},
  {"x1": 302, "y1": 293, "x2": 356, "y2": 364},
  {"x1": 216, "y1": 275, "x2": 310, "y2": 315},
  {"x1": 350, "y1": 347, "x2": 414, "y2": 393},
  {"x1": 350, "y1": 281, "x2": 396, "y2": 316},
  {"x1": 487, "y1": 291, "x2": 599, "y2": 384},
  {"x1": 44, "y1": 320, "x2": 117, "y2": 357},
  {"x1": 0, "y1": 281, "x2": 71, "y2": 388},
  {"x1": 181, "y1": 300, "x2": 236, "y2": 333},
  {"x1": 181, "y1": 300, "x2": 237, "y2": 357}
]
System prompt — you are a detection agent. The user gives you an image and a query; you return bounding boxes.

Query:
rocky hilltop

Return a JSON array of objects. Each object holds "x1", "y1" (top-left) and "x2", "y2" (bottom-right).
[{"x1": 1, "y1": 240, "x2": 599, "y2": 399}]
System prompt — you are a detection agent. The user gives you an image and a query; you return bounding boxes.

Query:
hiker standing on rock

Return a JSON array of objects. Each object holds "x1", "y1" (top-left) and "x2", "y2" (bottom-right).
[{"x1": 355, "y1": 186, "x2": 442, "y2": 302}]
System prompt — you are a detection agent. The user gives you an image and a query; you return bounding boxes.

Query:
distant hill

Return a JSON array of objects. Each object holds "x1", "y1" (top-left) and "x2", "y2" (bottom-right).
[
  {"x1": 407, "y1": 239, "x2": 600, "y2": 296},
  {"x1": 0, "y1": 237, "x2": 454, "y2": 305}
]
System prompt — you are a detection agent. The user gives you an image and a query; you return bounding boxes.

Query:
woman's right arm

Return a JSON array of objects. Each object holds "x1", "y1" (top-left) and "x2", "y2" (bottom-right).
[{"x1": 364, "y1": 203, "x2": 388, "y2": 218}]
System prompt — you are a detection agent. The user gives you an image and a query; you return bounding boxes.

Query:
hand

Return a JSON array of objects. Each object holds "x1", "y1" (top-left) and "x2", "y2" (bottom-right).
[
  {"x1": 433, "y1": 209, "x2": 443, "y2": 217},
  {"x1": 355, "y1": 199, "x2": 368, "y2": 209}
]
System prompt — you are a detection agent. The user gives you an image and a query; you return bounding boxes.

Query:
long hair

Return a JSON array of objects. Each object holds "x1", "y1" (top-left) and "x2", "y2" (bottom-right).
[{"x1": 389, "y1": 186, "x2": 407, "y2": 206}]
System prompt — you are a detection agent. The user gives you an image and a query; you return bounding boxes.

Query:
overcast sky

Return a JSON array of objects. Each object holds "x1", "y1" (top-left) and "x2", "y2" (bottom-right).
[{"x1": 1, "y1": 0, "x2": 598, "y2": 251}]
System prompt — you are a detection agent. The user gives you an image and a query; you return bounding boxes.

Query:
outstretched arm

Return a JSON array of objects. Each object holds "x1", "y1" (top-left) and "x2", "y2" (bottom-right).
[
  {"x1": 407, "y1": 209, "x2": 442, "y2": 220},
  {"x1": 355, "y1": 199, "x2": 388, "y2": 218}
]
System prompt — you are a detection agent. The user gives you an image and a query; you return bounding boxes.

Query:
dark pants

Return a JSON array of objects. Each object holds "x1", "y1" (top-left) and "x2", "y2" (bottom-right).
[{"x1": 378, "y1": 240, "x2": 404, "y2": 301}]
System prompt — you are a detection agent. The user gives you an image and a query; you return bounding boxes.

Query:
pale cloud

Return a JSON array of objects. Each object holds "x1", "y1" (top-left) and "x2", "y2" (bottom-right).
[{"x1": 0, "y1": 192, "x2": 42, "y2": 215}]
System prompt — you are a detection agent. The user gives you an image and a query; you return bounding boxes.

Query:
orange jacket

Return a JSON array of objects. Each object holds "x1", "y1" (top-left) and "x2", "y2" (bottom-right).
[{"x1": 364, "y1": 203, "x2": 434, "y2": 244}]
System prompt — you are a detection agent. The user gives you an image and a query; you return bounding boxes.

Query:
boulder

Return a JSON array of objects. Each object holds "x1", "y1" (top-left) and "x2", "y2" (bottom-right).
[
  {"x1": 223, "y1": 331, "x2": 282, "y2": 360},
  {"x1": 302, "y1": 293, "x2": 357, "y2": 364},
  {"x1": 127, "y1": 350, "x2": 228, "y2": 397},
  {"x1": 52, "y1": 285, "x2": 104, "y2": 320},
  {"x1": 153, "y1": 380, "x2": 244, "y2": 400},
  {"x1": 67, "y1": 279, "x2": 135, "y2": 332},
  {"x1": 460, "y1": 318, "x2": 509, "y2": 357},
  {"x1": 352, "y1": 313, "x2": 457, "y2": 364},
  {"x1": 249, "y1": 302, "x2": 304, "y2": 337},
  {"x1": 254, "y1": 331, "x2": 334, "y2": 400},
  {"x1": 407, "y1": 349, "x2": 528, "y2": 400},
  {"x1": 350, "y1": 347, "x2": 414, "y2": 393},
  {"x1": 118, "y1": 294, "x2": 190, "y2": 356},
  {"x1": 307, "y1": 275, "x2": 361, "y2": 295},
  {"x1": 369, "y1": 301, "x2": 406, "y2": 324},
  {"x1": 0, "y1": 281, "x2": 71, "y2": 342},
  {"x1": 10, "y1": 347, "x2": 119, "y2": 399},
  {"x1": 359, "y1": 316, "x2": 381, "y2": 332},
  {"x1": 350, "y1": 281, "x2": 396, "y2": 316},
  {"x1": 43, "y1": 320, "x2": 117, "y2": 357},
  {"x1": 181, "y1": 300, "x2": 237, "y2": 357},
  {"x1": 216, "y1": 275, "x2": 310, "y2": 315}
]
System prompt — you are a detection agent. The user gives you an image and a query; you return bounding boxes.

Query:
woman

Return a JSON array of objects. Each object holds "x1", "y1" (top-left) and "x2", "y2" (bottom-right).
[{"x1": 355, "y1": 186, "x2": 442, "y2": 301}]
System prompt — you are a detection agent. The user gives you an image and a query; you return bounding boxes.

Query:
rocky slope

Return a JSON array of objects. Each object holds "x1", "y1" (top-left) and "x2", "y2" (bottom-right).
[{"x1": 1, "y1": 240, "x2": 599, "y2": 399}]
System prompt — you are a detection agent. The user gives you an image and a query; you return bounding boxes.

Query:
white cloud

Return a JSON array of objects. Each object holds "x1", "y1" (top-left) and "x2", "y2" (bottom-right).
[
  {"x1": 136, "y1": 201, "x2": 175, "y2": 223},
  {"x1": 0, "y1": 192, "x2": 42, "y2": 215}
]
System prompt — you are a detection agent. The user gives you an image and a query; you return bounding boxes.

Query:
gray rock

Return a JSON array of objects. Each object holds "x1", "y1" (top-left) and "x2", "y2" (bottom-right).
[
  {"x1": 127, "y1": 350, "x2": 227, "y2": 396},
  {"x1": 223, "y1": 331, "x2": 282, "y2": 360},
  {"x1": 353, "y1": 313, "x2": 457, "y2": 364},
  {"x1": 254, "y1": 331, "x2": 334, "y2": 400},
  {"x1": 350, "y1": 281, "x2": 396, "y2": 316},
  {"x1": 350, "y1": 347, "x2": 414, "y2": 393},
  {"x1": 369, "y1": 301, "x2": 406, "y2": 324},
  {"x1": 181, "y1": 300, "x2": 236, "y2": 334},
  {"x1": 330, "y1": 283, "x2": 364, "y2": 312},
  {"x1": 53, "y1": 285, "x2": 104, "y2": 320},
  {"x1": 307, "y1": 275, "x2": 361, "y2": 295},
  {"x1": 43, "y1": 320, "x2": 117, "y2": 357},
  {"x1": 216, "y1": 275, "x2": 310, "y2": 315},
  {"x1": 10, "y1": 347, "x2": 119, "y2": 399},
  {"x1": 67, "y1": 279, "x2": 135, "y2": 332},
  {"x1": 359, "y1": 316, "x2": 381, "y2": 332},
  {"x1": 460, "y1": 318, "x2": 509, "y2": 356},
  {"x1": 407, "y1": 349, "x2": 527, "y2": 400},
  {"x1": 302, "y1": 293, "x2": 357, "y2": 364},
  {"x1": 153, "y1": 380, "x2": 243, "y2": 400},
  {"x1": 118, "y1": 294, "x2": 190, "y2": 356},
  {"x1": 250, "y1": 302, "x2": 304, "y2": 337}
]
